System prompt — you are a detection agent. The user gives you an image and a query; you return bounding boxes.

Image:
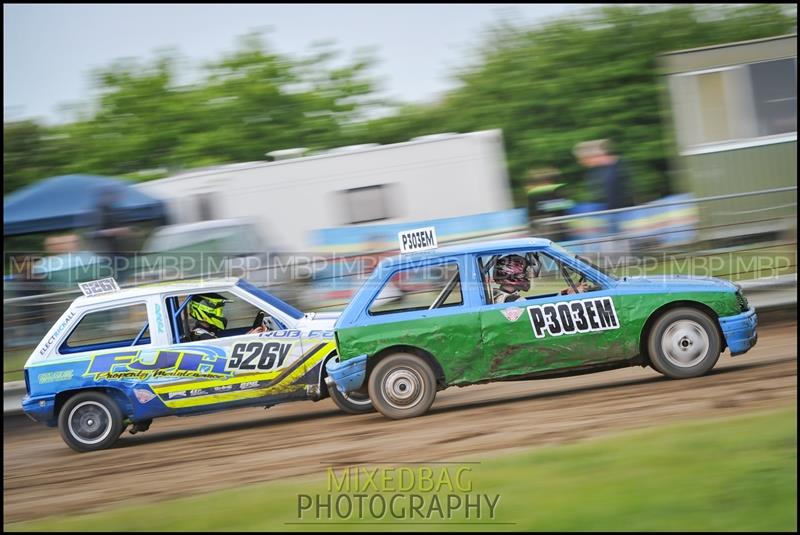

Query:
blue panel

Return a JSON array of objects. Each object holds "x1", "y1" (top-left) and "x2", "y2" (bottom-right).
[{"x1": 719, "y1": 307, "x2": 758, "y2": 356}]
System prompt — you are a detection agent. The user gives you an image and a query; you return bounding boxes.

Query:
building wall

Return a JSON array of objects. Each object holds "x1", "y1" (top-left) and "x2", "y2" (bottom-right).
[{"x1": 661, "y1": 35, "x2": 797, "y2": 239}]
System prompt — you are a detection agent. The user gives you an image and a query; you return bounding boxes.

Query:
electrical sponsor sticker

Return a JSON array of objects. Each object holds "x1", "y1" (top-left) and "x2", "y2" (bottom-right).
[
  {"x1": 398, "y1": 226, "x2": 438, "y2": 254},
  {"x1": 528, "y1": 297, "x2": 619, "y2": 338},
  {"x1": 39, "y1": 311, "x2": 76, "y2": 356}
]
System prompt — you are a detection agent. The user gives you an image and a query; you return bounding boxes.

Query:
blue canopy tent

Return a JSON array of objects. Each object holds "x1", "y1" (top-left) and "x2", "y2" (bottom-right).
[{"x1": 3, "y1": 174, "x2": 167, "y2": 237}]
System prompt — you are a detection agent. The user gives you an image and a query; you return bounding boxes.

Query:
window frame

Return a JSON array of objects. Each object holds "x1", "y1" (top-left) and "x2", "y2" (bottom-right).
[
  {"x1": 57, "y1": 301, "x2": 153, "y2": 355},
  {"x1": 340, "y1": 184, "x2": 393, "y2": 225},
  {"x1": 366, "y1": 260, "x2": 465, "y2": 317},
  {"x1": 161, "y1": 287, "x2": 289, "y2": 344},
  {"x1": 670, "y1": 57, "x2": 797, "y2": 155},
  {"x1": 477, "y1": 249, "x2": 607, "y2": 306}
]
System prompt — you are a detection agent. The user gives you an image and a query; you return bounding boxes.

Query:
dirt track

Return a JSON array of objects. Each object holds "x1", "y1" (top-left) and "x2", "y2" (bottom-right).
[{"x1": 4, "y1": 322, "x2": 797, "y2": 524}]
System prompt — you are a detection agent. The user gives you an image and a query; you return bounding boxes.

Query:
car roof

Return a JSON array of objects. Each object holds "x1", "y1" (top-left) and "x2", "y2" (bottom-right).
[
  {"x1": 71, "y1": 277, "x2": 242, "y2": 308},
  {"x1": 379, "y1": 237, "x2": 552, "y2": 269}
]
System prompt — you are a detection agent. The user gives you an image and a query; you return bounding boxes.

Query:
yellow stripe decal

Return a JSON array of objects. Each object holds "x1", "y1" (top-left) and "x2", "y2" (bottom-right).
[{"x1": 157, "y1": 342, "x2": 335, "y2": 409}]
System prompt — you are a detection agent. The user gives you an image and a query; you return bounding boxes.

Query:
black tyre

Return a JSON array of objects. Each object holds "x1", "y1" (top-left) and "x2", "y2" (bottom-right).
[
  {"x1": 329, "y1": 386, "x2": 374, "y2": 414},
  {"x1": 647, "y1": 307, "x2": 721, "y2": 379},
  {"x1": 368, "y1": 353, "x2": 437, "y2": 419},
  {"x1": 58, "y1": 391, "x2": 124, "y2": 453}
]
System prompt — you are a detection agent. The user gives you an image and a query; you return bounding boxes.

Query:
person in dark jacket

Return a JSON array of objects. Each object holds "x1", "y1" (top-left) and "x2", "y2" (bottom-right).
[{"x1": 573, "y1": 139, "x2": 634, "y2": 235}]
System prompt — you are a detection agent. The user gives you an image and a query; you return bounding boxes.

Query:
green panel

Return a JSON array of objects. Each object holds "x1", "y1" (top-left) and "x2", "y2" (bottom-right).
[
  {"x1": 683, "y1": 141, "x2": 797, "y2": 235},
  {"x1": 336, "y1": 310, "x2": 483, "y2": 383},
  {"x1": 337, "y1": 290, "x2": 741, "y2": 387}
]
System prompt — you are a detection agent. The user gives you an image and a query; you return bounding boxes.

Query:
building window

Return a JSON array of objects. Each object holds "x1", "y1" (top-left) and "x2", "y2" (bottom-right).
[
  {"x1": 340, "y1": 184, "x2": 392, "y2": 224},
  {"x1": 749, "y1": 58, "x2": 797, "y2": 137},
  {"x1": 670, "y1": 58, "x2": 797, "y2": 152}
]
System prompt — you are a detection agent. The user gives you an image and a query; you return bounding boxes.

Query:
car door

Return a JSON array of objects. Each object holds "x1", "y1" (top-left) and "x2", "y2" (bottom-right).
[
  {"x1": 336, "y1": 256, "x2": 484, "y2": 386},
  {"x1": 478, "y1": 250, "x2": 625, "y2": 380},
  {"x1": 149, "y1": 291, "x2": 311, "y2": 411}
]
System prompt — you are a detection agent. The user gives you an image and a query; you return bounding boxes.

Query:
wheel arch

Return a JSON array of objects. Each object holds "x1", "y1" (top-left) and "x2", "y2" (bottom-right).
[
  {"x1": 318, "y1": 347, "x2": 340, "y2": 398},
  {"x1": 54, "y1": 387, "x2": 133, "y2": 420},
  {"x1": 639, "y1": 300, "x2": 726, "y2": 366}
]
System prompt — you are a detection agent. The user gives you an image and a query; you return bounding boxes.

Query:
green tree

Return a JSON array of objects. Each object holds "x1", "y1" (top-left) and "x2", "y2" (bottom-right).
[{"x1": 3, "y1": 5, "x2": 795, "y2": 202}]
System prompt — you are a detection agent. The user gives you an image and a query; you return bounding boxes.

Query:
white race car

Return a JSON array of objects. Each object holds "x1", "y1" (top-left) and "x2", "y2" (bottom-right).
[{"x1": 22, "y1": 277, "x2": 371, "y2": 452}]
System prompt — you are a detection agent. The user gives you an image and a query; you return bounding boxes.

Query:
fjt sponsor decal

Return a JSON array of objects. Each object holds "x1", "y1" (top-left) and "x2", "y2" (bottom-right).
[
  {"x1": 83, "y1": 349, "x2": 230, "y2": 381},
  {"x1": 528, "y1": 297, "x2": 619, "y2": 338}
]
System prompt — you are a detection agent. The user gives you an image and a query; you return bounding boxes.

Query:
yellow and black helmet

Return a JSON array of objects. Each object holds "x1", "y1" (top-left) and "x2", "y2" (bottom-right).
[{"x1": 189, "y1": 293, "x2": 229, "y2": 331}]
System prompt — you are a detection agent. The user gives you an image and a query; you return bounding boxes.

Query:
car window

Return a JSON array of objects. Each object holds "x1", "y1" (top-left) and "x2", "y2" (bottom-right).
[
  {"x1": 479, "y1": 251, "x2": 600, "y2": 304},
  {"x1": 61, "y1": 303, "x2": 150, "y2": 353},
  {"x1": 369, "y1": 263, "x2": 463, "y2": 315},
  {"x1": 561, "y1": 263, "x2": 601, "y2": 294},
  {"x1": 167, "y1": 290, "x2": 275, "y2": 342}
]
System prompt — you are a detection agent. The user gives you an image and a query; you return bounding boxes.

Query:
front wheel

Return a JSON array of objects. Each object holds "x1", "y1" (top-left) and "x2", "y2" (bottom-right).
[
  {"x1": 647, "y1": 308, "x2": 721, "y2": 379},
  {"x1": 368, "y1": 353, "x2": 437, "y2": 419},
  {"x1": 58, "y1": 391, "x2": 124, "y2": 453},
  {"x1": 329, "y1": 386, "x2": 374, "y2": 414}
]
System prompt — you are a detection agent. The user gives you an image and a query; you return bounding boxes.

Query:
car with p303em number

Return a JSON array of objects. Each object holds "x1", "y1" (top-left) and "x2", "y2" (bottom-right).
[
  {"x1": 22, "y1": 277, "x2": 372, "y2": 452},
  {"x1": 325, "y1": 233, "x2": 758, "y2": 420}
]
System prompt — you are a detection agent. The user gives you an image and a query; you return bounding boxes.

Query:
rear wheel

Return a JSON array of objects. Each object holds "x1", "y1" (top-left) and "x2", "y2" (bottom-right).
[
  {"x1": 647, "y1": 308, "x2": 721, "y2": 379},
  {"x1": 368, "y1": 353, "x2": 437, "y2": 419},
  {"x1": 58, "y1": 391, "x2": 124, "y2": 453}
]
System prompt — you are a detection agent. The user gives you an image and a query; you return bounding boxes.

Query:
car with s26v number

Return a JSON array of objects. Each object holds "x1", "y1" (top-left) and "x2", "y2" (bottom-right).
[
  {"x1": 325, "y1": 232, "x2": 758, "y2": 420},
  {"x1": 22, "y1": 277, "x2": 372, "y2": 452}
]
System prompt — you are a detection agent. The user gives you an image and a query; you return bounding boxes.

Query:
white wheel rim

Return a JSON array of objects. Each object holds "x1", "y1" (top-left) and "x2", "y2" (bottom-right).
[
  {"x1": 340, "y1": 391, "x2": 372, "y2": 407},
  {"x1": 68, "y1": 401, "x2": 113, "y2": 445},
  {"x1": 382, "y1": 367, "x2": 424, "y2": 410},
  {"x1": 661, "y1": 319, "x2": 710, "y2": 368}
]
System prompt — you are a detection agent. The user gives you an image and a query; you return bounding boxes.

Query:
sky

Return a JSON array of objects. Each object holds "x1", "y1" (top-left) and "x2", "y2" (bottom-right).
[{"x1": 3, "y1": 3, "x2": 593, "y2": 124}]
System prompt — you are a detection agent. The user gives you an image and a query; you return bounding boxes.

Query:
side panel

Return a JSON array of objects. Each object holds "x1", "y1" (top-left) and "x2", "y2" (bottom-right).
[
  {"x1": 479, "y1": 289, "x2": 633, "y2": 380},
  {"x1": 336, "y1": 312, "x2": 482, "y2": 385},
  {"x1": 26, "y1": 330, "x2": 336, "y2": 421},
  {"x1": 337, "y1": 290, "x2": 739, "y2": 387}
]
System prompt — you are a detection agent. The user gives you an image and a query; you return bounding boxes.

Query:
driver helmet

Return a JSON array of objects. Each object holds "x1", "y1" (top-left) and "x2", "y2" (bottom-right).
[
  {"x1": 189, "y1": 293, "x2": 229, "y2": 331},
  {"x1": 493, "y1": 254, "x2": 531, "y2": 292}
]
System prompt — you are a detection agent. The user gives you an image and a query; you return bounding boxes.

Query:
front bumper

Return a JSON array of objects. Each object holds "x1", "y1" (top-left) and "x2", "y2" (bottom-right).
[
  {"x1": 325, "y1": 354, "x2": 368, "y2": 394},
  {"x1": 22, "y1": 394, "x2": 57, "y2": 425},
  {"x1": 719, "y1": 307, "x2": 758, "y2": 356}
]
